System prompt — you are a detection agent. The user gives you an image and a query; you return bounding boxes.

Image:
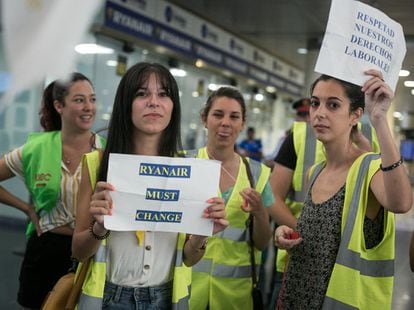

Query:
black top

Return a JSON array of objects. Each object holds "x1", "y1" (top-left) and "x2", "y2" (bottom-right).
[{"x1": 274, "y1": 132, "x2": 297, "y2": 170}]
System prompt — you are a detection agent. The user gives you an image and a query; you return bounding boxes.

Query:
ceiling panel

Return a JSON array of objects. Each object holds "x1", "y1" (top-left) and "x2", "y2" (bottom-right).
[{"x1": 170, "y1": 0, "x2": 414, "y2": 113}]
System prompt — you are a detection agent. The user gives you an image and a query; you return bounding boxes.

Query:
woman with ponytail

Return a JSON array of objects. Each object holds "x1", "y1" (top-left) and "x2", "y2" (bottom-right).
[{"x1": 0, "y1": 72, "x2": 105, "y2": 309}]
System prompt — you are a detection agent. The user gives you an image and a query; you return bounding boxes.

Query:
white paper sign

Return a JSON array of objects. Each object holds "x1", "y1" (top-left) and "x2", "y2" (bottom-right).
[
  {"x1": 315, "y1": 0, "x2": 406, "y2": 91},
  {"x1": 105, "y1": 153, "x2": 220, "y2": 236}
]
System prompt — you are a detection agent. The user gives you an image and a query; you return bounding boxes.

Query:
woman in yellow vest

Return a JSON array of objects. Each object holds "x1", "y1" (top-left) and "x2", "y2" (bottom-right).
[
  {"x1": 72, "y1": 62, "x2": 228, "y2": 310},
  {"x1": 268, "y1": 118, "x2": 378, "y2": 309},
  {"x1": 0, "y1": 72, "x2": 104, "y2": 308},
  {"x1": 189, "y1": 87, "x2": 274, "y2": 309},
  {"x1": 275, "y1": 69, "x2": 412, "y2": 309}
]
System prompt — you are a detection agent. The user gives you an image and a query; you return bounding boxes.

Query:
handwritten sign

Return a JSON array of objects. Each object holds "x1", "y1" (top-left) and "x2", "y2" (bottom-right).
[
  {"x1": 315, "y1": 0, "x2": 406, "y2": 91},
  {"x1": 104, "y1": 153, "x2": 220, "y2": 236}
]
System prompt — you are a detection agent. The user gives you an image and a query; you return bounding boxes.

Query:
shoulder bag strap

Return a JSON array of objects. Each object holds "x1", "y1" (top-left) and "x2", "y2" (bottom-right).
[{"x1": 241, "y1": 156, "x2": 258, "y2": 288}]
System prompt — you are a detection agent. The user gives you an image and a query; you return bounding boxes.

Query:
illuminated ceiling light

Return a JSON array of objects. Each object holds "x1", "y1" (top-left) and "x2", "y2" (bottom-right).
[
  {"x1": 404, "y1": 81, "x2": 414, "y2": 87},
  {"x1": 243, "y1": 93, "x2": 252, "y2": 100},
  {"x1": 101, "y1": 113, "x2": 111, "y2": 120},
  {"x1": 253, "y1": 107, "x2": 261, "y2": 114},
  {"x1": 189, "y1": 123, "x2": 197, "y2": 129},
  {"x1": 297, "y1": 48, "x2": 308, "y2": 55},
  {"x1": 223, "y1": 70, "x2": 232, "y2": 77},
  {"x1": 192, "y1": 91, "x2": 199, "y2": 97},
  {"x1": 254, "y1": 93, "x2": 264, "y2": 101},
  {"x1": 155, "y1": 46, "x2": 166, "y2": 53},
  {"x1": 411, "y1": 89, "x2": 414, "y2": 95},
  {"x1": 266, "y1": 86, "x2": 276, "y2": 93},
  {"x1": 75, "y1": 44, "x2": 114, "y2": 54},
  {"x1": 170, "y1": 68, "x2": 187, "y2": 77},
  {"x1": 393, "y1": 111, "x2": 402, "y2": 119},
  {"x1": 195, "y1": 59, "x2": 204, "y2": 68},
  {"x1": 106, "y1": 60, "x2": 117, "y2": 67},
  {"x1": 399, "y1": 69, "x2": 410, "y2": 77},
  {"x1": 142, "y1": 49, "x2": 149, "y2": 54},
  {"x1": 208, "y1": 83, "x2": 219, "y2": 91}
]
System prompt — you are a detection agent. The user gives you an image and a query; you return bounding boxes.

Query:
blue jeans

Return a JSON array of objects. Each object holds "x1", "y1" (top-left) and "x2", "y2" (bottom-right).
[{"x1": 102, "y1": 280, "x2": 173, "y2": 310}]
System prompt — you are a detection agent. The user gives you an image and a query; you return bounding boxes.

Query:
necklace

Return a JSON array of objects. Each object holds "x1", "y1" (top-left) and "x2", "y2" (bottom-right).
[
  {"x1": 62, "y1": 135, "x2": 94, "y2": 165},
  {"x1": 62, "y1": 151, "x2": 81, "y2": 165},
  {"x1": 206, "y1": 149, "x2": 238, "y2": 183}
]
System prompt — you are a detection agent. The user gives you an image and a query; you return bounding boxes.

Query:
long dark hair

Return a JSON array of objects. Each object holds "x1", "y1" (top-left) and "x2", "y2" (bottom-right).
[
  {"x1": 98, "y1": 62, "x2": 182, "y2": 182},
  {"x1": 39, "y1": 72, "x2": 92, "y2": 131}
]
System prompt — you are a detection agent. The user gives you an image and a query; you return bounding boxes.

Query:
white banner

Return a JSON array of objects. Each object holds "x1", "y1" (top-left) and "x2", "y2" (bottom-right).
[
  {"x1": 315, "y1": 0, "x2": 406, "y2": 91},
  {"x1": 105, "y1": 153, "x2": 221, "y2": 236},
  {"x1": 1, "y1": 0, "x2": 101, "y2": 111}
]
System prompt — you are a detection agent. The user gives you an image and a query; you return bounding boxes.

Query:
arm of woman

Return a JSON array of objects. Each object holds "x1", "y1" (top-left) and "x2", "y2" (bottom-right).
[
  {"x1": 183, "y1": 197, "x2": 228, "y2": 266},
  {"x1": 72, "y1": 161, "x2": 113, "y2": 261},
  {"x1": 268, "y1": 164, "x2": 298, "y2": 228},
  {"x1": 363, "y1": 69, "x2": 412, "y2": 214},
  {"x1": 240, "y1": 188, "x2": 272, "y2": 250},
  {"x1": 0, "y1": 158, "x2": 41, "y2": 235}
]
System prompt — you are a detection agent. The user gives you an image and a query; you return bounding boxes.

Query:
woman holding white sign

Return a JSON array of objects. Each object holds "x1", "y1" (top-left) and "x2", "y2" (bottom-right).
[
  {"x1": 274, "y1": 69, "x2": 412, "y2": 309},
  {"x1": 188, "y1": 87, "x2": 274, "y2": 310},
  {"x1": 72, "y1": 62, "x2": 228, "y2": 309}
]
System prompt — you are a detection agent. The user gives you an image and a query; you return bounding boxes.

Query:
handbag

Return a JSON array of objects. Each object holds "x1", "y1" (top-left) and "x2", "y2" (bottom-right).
[
  {"x1": 41, "y1": 258, "x2": 90, "y2": 310},
  {"x1": 241, "y1": 157, "x2": 264, "y2": 310}
]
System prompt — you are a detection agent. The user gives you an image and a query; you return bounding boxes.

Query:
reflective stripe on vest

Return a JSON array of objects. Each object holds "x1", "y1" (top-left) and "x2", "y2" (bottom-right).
[
  {"x1": 323, "y1": 297, "x2": 356, "y2": 310},
  {"x1": 219, "y1": 226, "x2": 248, "y2": 242},
  {"x1": 193, "y1": 259, "x2": 259, "y2": 279}
]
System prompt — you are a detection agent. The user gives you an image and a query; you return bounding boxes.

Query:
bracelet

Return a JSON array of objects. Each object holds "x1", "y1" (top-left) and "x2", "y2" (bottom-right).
[
  {"x1": 89, "y1": 221, "x2": 111, "y2": 240},
  {"x1": 380, "y1": 157, "x2": 404, "y2": 172},
  {"x1": 188, "y1": 235, "x2": 208, "y2": 252}
]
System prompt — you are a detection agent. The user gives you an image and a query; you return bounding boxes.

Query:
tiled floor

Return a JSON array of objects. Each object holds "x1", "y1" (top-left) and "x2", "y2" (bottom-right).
[{"x1": 0, "y1": 212, "x2": 413, "y2": 309}]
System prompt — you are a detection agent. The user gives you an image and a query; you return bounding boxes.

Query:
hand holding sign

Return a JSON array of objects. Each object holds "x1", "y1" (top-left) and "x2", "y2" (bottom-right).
[
  {"x1": 90, "y1": 181, "x2": 115, "y2": 225},
  {"x1": 315, "y1": 0, "x2": 406, "y2": 91},
  {"x1": 361, "y1": 69, "x2": 394, "y2": 125},
  {"x1": 105, "y1": 154, "x2": 221, "y2": 236}
]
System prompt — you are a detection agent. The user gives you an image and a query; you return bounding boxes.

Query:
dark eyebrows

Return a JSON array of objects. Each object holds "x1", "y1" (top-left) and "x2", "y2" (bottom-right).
[{"x1": 311, "y1": 95, "x2": 343, "y2": 102}]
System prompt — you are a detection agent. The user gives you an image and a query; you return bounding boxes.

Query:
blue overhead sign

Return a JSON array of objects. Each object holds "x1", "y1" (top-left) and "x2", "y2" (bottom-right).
[{"x1": 105, "y1": 0, "x2": 303, "y2": 96}]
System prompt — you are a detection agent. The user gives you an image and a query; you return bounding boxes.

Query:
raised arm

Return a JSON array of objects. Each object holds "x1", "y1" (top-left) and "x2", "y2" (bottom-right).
[{"x1": 363, "y1": 69, "x2": 412, "y2": 214}]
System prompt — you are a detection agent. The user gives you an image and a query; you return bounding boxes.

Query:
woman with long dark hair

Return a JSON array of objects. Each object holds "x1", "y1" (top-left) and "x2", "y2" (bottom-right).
[{"x1": 72, "y1": 63, "x2": 228, "y2": 309}]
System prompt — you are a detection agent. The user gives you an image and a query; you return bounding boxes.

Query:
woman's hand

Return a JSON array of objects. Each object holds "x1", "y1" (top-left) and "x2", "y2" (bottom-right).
[
  {"x1": 239, "y1": 187, "x2": 265, "y2": 216},
  {"x1": 274, "y1": 225, "x2": 302, "y2": 250},
  {"x1": 362, "y1": 69, "x2": 394, "y2": 125},
  {"x1": 27, "y1": 204, "x2": 41, "y2": 236},
  {"x1": 89, "y1": 181, "x2": 115, "y2": 226},
  {"x1": 204, "y1": 197, "x2": 228, "y2": 234}
]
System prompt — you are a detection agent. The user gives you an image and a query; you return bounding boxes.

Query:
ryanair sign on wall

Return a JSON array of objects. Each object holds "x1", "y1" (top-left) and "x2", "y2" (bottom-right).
[{"x1": 105, "y1": 153, "x2": 220, "y2": 236}]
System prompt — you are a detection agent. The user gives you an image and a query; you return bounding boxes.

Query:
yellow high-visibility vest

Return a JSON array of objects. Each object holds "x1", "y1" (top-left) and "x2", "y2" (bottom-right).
[{"x1": 189, "y1": 147, "x2": 271, "y2": 310}]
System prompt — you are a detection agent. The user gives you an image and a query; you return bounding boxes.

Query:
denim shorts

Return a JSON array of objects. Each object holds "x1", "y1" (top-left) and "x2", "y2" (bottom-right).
[{"x1": 102, "y1": 280, "x2": 173, "y2": 310}]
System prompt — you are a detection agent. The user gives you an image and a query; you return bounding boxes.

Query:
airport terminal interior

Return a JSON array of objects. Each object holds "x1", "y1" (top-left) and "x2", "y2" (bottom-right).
[{"x1": 1, "y1": 0, "x2": 414, "y2": 309}]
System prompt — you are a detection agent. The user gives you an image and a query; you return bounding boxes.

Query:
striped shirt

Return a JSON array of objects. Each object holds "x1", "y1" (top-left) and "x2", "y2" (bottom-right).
[{"x1": 4, "y1": 136, "x2": 103, "y2": 233}]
